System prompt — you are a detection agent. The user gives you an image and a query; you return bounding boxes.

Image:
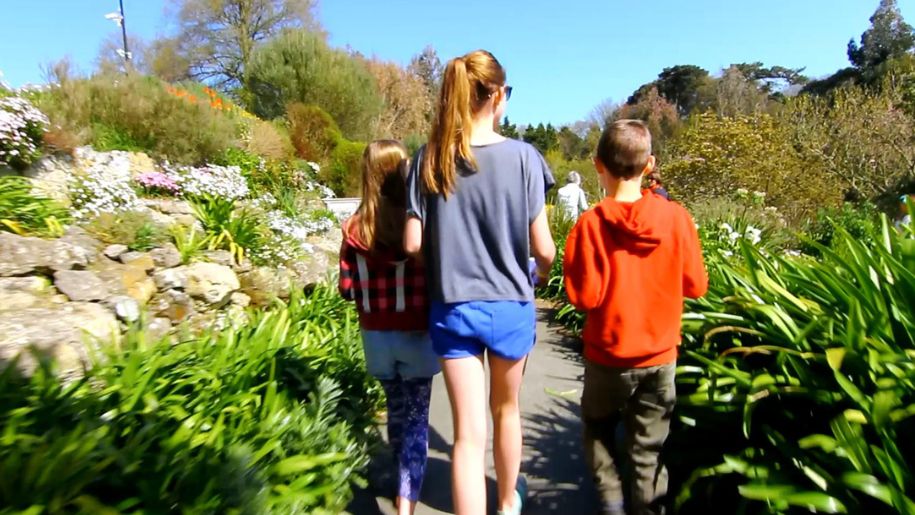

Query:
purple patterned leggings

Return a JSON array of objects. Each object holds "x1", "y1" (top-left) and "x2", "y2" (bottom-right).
[{"x1": 381, "y1": 377, "x2": 433, "y2": 502}]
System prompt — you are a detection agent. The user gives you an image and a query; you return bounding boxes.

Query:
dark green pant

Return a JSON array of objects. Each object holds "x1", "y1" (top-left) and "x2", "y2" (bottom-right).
[{"x1": 581, "y1": 360, "x2": 677, "y2": 515}]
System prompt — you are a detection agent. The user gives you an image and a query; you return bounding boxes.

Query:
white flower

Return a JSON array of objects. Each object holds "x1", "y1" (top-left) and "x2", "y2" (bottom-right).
[
  {"x1": 0, "y1": 96, "x2": 48, "y2": 168},
  {"x1": 68, "y1": 148, "x2": 140, "y2": 219},
  {"x1": 746, "y1": 227, "x2": 762, "y2": 245},
  {"x1": 163, "y1": 163, "x2": 249, "y2": 200}
]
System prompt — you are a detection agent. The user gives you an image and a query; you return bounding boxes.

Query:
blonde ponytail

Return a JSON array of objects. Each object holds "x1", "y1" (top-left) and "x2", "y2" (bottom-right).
[{"x1": 422, "y1": 50, "x2": 506, "y2": 197}]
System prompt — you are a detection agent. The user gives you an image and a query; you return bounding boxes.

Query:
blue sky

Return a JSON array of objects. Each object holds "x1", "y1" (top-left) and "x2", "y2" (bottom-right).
[{"x1": 1, "y1": 0, "x2": 911, "y2": 125}]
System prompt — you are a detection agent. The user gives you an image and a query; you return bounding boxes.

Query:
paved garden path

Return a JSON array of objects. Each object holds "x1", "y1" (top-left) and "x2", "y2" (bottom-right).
[{"x1": 348, "y1": 304, "x2": 599, "y2": 514}]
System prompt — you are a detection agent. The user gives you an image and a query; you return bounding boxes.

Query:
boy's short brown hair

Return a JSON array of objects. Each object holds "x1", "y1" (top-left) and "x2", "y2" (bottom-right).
[{"x1": 596, "y1": 119, "x2": 652, "y2": 179}]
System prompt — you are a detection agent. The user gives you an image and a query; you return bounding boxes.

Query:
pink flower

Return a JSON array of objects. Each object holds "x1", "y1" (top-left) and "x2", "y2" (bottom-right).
[{"x1": 136, "y1": 171, "x2": 179, "y2": 194}]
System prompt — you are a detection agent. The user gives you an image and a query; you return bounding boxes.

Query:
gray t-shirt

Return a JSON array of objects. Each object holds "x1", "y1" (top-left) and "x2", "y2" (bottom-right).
[{"x1": 407, "y1": 139, "x2": 550, "y2": 303}]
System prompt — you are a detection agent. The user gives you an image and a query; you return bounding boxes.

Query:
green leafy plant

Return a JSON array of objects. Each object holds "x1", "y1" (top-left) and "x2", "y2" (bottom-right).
[
  {"x1": 672, "y1": 219, "x2": 915, "y2": 514},
  {"x1": 799, "y1": 202, "x2": 880, "y2": 255},
  {"x1": 170, "y1": 223, "x2": 209, "y2": 264},
  {"x1": 190, "y1": 195, "x2": 266, "y2": 263},
  {"x1": 0, "y1": 285, "x2": 382, "y2": 513},
  {"x1": 0, "y1": 176, "x2": 69, "y2": 237}
]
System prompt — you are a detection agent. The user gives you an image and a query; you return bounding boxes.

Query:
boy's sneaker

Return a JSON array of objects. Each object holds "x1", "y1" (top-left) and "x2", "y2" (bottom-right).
[{"x1": 496, "y1": 476, "x2": 528, "y2": 515}]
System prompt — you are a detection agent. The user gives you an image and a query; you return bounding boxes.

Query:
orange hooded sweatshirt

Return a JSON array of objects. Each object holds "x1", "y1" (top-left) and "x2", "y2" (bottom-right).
[{"x1": 563, "y1": 191, "x2": 708, "y2": 368}]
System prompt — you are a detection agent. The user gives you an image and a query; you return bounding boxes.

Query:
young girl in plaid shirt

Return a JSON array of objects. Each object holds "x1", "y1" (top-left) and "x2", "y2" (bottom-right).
[{"x1": 339, "y1": 140, "x2": 439, "y2": 515}]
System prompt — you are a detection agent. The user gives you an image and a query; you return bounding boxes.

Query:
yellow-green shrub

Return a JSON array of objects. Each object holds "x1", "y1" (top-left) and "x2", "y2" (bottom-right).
[
  {"x1": 286, "y1": 103, "x2": 341, "y2": 163},
  {"x1": 322, "y1": 138, "x2": 366, "y2": 197}
]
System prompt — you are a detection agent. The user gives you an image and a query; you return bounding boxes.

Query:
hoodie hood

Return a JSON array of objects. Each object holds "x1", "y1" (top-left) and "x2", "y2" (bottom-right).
[
  {"x1": 342, "y1": 216, "x2": 370, "y2": 252},
  {"x1": 594, "y1": 191, "x2": 666, "y2": 251}
]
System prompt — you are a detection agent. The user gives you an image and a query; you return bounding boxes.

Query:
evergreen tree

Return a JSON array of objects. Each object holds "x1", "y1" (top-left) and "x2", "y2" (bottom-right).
[
  {"x1": 500, "y1": 117, "x2": 519, "y2": 139},
  {"x1": 848, "y1": 0, "x2": 915, "y2": 71}
]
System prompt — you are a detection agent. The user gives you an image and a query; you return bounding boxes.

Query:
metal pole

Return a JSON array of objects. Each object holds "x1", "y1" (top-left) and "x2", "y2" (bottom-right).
[{"x1": 119, "y1": 0, "x2": 130, "y2": 67}]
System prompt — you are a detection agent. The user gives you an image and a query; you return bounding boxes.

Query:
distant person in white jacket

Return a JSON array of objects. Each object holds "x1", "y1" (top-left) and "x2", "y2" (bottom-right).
[{"x1": 556, "y1": 171, "x2": 589, "y2": 220}]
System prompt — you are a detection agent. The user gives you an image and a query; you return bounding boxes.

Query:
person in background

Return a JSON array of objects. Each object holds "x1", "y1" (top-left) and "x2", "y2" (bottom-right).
[
  {"x1": 556, "y1": 171, "x2": 589, "y2": 220},
  {"x1": 896, "y1": 194, "x2": 912, "y2": 231},
  {"x1": 339, "y1": 140, "x2": 440, "y2": 515},
  {"x1": 646, "y1": 171, "x2": 669, "y2": 200},
  {"x1": 404, "y1": 50, "x2": 556, "y2": 515},
  {"x1": 563, "y1": 120, "x2": 707, "y2": 515}
]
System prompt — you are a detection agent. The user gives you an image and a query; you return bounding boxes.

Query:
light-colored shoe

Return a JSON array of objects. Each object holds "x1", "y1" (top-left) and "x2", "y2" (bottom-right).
[{"x1": 496, "y1": 476, "x2": 528, "y2": 515}]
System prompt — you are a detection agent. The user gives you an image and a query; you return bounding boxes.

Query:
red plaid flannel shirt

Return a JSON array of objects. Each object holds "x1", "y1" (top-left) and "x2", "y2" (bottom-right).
[{"x1": 339, "y1": 237, "x2": 429, "y2": 331}]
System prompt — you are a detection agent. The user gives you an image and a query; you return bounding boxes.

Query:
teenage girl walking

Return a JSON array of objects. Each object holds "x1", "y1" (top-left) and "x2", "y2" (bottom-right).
[
  {"x1": 339, "y1": 140, "x2": 440, "y2": 515},
  {"x1": 404, "y1": 50, "x2": 556, "y2": 515}
]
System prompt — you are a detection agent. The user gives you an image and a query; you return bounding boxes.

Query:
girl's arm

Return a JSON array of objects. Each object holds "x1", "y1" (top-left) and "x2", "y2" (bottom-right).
[
  {"x1": 530, "y1": 207, "x2": 555, "y2": 278},
  {"x1": 404, "y1": 216, "x2": 423, "y2": 257}
]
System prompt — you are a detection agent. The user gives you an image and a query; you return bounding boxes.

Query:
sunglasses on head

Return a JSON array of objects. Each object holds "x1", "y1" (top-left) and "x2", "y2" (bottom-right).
[{"x1": 504, "y1": 85, "x2": 513, "y2": 101}]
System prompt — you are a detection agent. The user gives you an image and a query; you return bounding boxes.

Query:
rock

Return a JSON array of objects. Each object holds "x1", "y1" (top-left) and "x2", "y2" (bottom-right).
[
  {"x1": 233, "y1": 258, "x2": 254, "y2": 274},
  {"x1": 23, "y1": 154, "x2": 74, "y2": 206},
  {"x1": 230, "y1": 292, "x2": 251, "y2": 308},
  {"x1": 290, "y1": 254, "x2": 331, "y2": 287},
  {"x1": 149, "y1": 289, "x2": 195, "y2": 323},
  {"x1": 127, "y1": 152, "x2": 157, "y2": 178},
  {"x1": 154, "y1": 267, "x2": 188, "y2": 291},
  {"x1": 92, "y1": 259, "x2": 156, "y2": 305},
  {"x1": 217, "y1": 304, "x2": 249, "y2": 330},
  {"x1": 201, "y1": 250, "x2": 235, "y2": 267},
  {"x1": 54, "y1": 270, "x2": 110, "y2": 302},
  {"x1": 0, "y1": 277, "x2": 54, "y2": 311},
  {"x1": 240, "y1": 267, "x2": 293, "y2": 306},
  {"x1": 150, "y1": 243, "x2": 181, "y2": 269},
  {"x1": 0, "y1": 302, "x2": 119, "y2": 378},
  {"x1": 0, "y1": 276, "x2": 52, "y2": 295},
  {"x1": 0, "y1": 291, "x2": 46, "y2": 311},
  {"x1": 0, "y1": 232, "x2": 93, "y2": 276},
  {"x1": 185, "y1": 312, "x2": 217, "y2": 334},
  {"x1": 143, "y1": 198, "x2": 194, "y2": 216},
  {"x1": 119, "y1": 251, "x2": 155, "y2": 272},
  {"x1": 60, "y1": 227, "x2": 102, "y2": 258},
  {"x1": 109, "y1": 296, "x2": 140, "y2": 323},
  {"x1": 104, "y1": 244, "x2": 129, "y2": 260},
  {"x1": 147, "y1": 317, "x2": 173, "y2": 342},
  {"x1": 184, "y1": 262, "x2": 240, "y2": 306}
]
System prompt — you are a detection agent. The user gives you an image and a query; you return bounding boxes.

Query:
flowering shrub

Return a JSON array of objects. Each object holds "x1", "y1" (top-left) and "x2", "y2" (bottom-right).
[
  {"x1": 69, "y1": 149, "x2": 140, "y2": 219},
  {"x1": 0, "y1": 96, "x2": 49, "y2": 170},
  {"x1": 36, "y1": 75, "x2": 240, "y2": 164},
  {"x1": 246, "y1": 194, "x2": 335, "y2": 264},
  {"x1": 135, "y1": 171, "x2": 179, "y2": 195},
  {"x1": 164, "y1": 84, "x2": 256, "y2": 120},
  {"x1": 162, "y1": 163, "x2": 250, "y2": 200}
]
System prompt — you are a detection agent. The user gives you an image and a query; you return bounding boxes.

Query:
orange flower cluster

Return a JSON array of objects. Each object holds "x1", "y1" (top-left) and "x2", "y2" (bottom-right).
[{"x1": 164, "y1": 85, "x2": 254, "y2": 119}]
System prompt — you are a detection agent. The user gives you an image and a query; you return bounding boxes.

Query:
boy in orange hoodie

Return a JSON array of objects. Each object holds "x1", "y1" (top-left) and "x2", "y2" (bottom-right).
[{"x1": 563, "y1": 120, "x2": 708, "y2": 515}]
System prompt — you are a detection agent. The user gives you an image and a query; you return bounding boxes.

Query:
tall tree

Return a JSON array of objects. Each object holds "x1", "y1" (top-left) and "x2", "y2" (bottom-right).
[
  {"x1": 246, "y1": 29, "x2": 382, "y2": 139},
  {"x1": 732, "y1": 62, "x2": 808, "y2": 93},
  {"x1": 95, "y1": 33, "x2": 148, "y2": 75},
  {"x1": 499, "y1": 117, "x2": 519, "y2": 139},
  {"x1": 363, "y1": 58, "x2": 432, "y2": 139},
  {"x1": 523, "y1": 123, "x2": 558, "y2": 154},
  {"x1": 408, "y1": 46, "x2": 443, "y2": 102},
  {"x1": 714, "y1": 66, "x2": 770, "y2": 116},
  {"x1": 614, "y1": 86, "x2": 680, "y2": 155},
  {"x1": 170, "y1": 0, "x2": 319, "y2": 90},
  {"x1": 848, "y1": 0, "x2": 915, "y2": 71},
  {"x1": 627, "y1": 65, "x2": 713, "y2": 117},
  {"x1": 655, "y1": 65, "x2": 712, "y2": 116}
]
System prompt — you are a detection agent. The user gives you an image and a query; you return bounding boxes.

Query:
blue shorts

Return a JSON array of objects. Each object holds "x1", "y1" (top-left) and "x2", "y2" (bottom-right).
[
  {"x1": 361, "y1": 330, "x2": 441, "y2": 380},
  {"x1": 429, "y1": 301, "x2": 536, "y2": 361}
]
